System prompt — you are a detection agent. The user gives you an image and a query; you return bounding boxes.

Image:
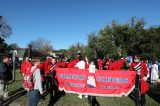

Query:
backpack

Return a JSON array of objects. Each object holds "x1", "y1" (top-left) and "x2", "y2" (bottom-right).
[{"x1": 21, "y1": 68, "x2": 37, "y2": 91}]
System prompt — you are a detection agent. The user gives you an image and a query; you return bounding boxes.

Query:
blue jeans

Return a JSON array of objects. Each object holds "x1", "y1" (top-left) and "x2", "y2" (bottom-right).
[{"x1": 28, "y1": 90, "x2": 40, "y2": 106}]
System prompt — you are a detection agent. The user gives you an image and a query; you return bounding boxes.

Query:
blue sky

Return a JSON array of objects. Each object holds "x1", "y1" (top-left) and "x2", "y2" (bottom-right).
[{"x1": 1, "y1": 0, "x2": 160, "y2": 50}]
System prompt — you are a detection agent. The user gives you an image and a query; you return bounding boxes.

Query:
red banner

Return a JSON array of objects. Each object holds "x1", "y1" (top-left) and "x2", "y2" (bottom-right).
[{"x1": 55, "y1": 68, "x2": 136, "y2": 97}]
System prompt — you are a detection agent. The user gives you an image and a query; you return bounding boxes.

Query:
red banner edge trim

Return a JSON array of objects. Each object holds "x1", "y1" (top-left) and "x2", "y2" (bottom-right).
[{"x1": 58, "y1": 85, "x2": 135, "y2": 97}]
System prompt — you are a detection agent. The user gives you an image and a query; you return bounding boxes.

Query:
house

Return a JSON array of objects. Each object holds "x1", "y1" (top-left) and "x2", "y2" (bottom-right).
[{"x1": 10, "y1": 48, "x2": 28, "y2": 61}]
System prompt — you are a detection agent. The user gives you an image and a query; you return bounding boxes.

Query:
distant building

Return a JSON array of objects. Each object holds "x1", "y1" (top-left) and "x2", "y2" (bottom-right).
[
  {"x1": 10, "y1": 48, "x2": 28, "y2": 61},
  {"x1": 48, "y1": 52, "x2": 56, "y2": 57}
]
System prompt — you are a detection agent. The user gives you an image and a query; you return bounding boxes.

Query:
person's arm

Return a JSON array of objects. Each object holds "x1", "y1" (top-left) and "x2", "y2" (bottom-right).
[{"x1": 129, "y1": 63, "x2": 134, "y2": 71}]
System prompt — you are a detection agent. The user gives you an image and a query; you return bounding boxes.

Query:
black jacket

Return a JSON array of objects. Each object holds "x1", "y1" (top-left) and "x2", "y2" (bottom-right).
[{"x1": 0, "y1": 63, "x2": 12, "y2": 81}]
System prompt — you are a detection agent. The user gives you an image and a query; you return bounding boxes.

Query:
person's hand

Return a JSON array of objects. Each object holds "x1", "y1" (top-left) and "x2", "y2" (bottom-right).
[
  {"x1": 157, "y1": 79, "x2": 160, "y2": 83},
  {"x1": 125, "y1": 57, "x2": 128, "y2": 60},
  {"x1": 143, "y1": 76, "x2": 147, "y2": 81}
]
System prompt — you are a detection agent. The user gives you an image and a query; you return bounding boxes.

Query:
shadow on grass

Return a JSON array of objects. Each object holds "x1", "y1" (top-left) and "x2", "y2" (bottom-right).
[
  {"x1": 88, "y1": 96, "x2": 100, "y2": 106},
  {"x1": 2, "y1": 87, "x2": 27, "y2": 106},
  {"x1": 147, "y1": 83, "x2": 160, "y2": 104},
  {"x1": 128, "y1": 92, "x2": 136, "y2": 103},
  {"x1": 47, "y1": 90, "x2": 66, "y2": 106}
]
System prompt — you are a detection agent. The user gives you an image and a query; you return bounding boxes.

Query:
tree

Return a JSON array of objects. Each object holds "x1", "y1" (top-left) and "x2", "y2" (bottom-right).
[
  {"x1": 69, "y1": 17, "x2": 160, "y2": 61},
  {"x1": 0, "y1": 37, "x2": 8, "y2": 54},
  {"x1": 0, "y1": 16, "x2": 12, "y2": 54},
  {"x1": 87, "y1": 33, "x2": 98, "y2": 59},
  {"x1": 0, "y1": 16, "x2": 12, "y2": 38},
  {"x1": 28, "y1": 38, "x2": 53, "y2": 56},
  {"x1": 8, "y1": 43, "x2": 19, "y2": 50},
  {"x1": 67, "y1": 43, "x2": 81, "y2": 59},
  {"x1": 87, "y1": 31, "x2": 118, "y2": 59},
  {"x1": 54, "y1": 49, "x2": 67, "y2": 59}
]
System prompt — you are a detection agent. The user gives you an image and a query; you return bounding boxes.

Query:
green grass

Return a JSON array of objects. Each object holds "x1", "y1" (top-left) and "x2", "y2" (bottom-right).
[{"x1": 6, "y1": 70, "x2": 160, "y2": 106}]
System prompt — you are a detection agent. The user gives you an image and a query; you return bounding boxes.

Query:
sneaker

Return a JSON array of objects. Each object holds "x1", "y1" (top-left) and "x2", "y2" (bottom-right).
[
  {"x1": 78, "y1": 94, "x2": 82, "y2": 99},
  {"x1": 85, "y1": 95, "x2": 88, "y2": 98}
]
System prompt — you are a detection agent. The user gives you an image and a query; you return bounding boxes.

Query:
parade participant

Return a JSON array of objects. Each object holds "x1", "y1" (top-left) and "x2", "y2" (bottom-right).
[
  {"x1": 105, "y1": 58, "x2": 112, "y2": 70},
  {"x1": 151, "y1": 60, "x2": 159, "y2": 83},
  {"x1": 56, "y1": 59, "x2": 67, "y2": 68},
  {"x1": 74, "y1": 55, "x2": 85, "y2": 99},
  {"x1": 87, "y1": 60, "x2": 98, "y2": 105},
  {"x1": 75, "y1": 55, "x2": 85, "y2": 69},
  {"x1": 46, "y1": 57, "x2": 56, "y2": 76},
  {"x1": 97, "y1": 58, "x2": 103, "y2": 70},
  {"x1": 0, "y1": 55, "x2": 12, "y2": 103},
  {"x1": 43, "y1": 56, "x2": 52, "y2": 90},
  {"x1": 142, "y1": 58, "x2": 150, "y2": 79},
  {"x1": 46, "y1": 57, "x2": 57, "y2": 104},
  {"x1": 108, "y1": 58, "x2": 126, "y2": 70},
  {"x1": 44, "y1": 56, "x2": 52, "y2": 76},
  {"x1": 27, "y1": 58, "x2": 43, "y2": 106},
  {"x1": 63, "y1": 57, "x2": 69, "y2": 68},
  {"x1": 67, "y1": 58, "x2": 79, "y2": 68},
  {"x1": 129, "y1": 55, "x2": 149, "y2": 106},
  {"x1": 85, "y1": 56, "x2": 89, "y2": 69},
  {"x1": 20, "y1": 56, "x2": 32, "y2": 76}
]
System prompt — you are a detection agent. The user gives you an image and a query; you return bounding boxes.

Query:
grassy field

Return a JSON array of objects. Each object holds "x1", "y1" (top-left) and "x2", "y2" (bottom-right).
[{"x1": 3, "y1": 70, "x2": 160, "y2": 106}]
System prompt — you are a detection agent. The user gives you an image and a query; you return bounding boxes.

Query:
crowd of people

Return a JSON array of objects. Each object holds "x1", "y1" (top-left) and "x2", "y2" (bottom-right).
[{"x1": 0, "y1": 52, "x2": 160, "y2": 106}]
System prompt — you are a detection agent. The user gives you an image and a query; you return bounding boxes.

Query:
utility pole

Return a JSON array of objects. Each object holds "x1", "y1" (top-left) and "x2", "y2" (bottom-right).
[{"x1": 12, "y1": 50, "x2": 17, "y2": 82}]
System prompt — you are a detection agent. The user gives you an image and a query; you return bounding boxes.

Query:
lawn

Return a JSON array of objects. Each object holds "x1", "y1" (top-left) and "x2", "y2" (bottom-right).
[{"x1": 3, "y1": 70, "x2": 160, "y2": 106}]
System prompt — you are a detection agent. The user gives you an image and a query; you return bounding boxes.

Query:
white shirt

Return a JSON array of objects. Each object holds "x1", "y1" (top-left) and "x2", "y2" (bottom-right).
[
  {"x1": 151, "y1": 64, "x2": 158, "y2": 73},
  {"x1": 31, "y1": 66, "x2": 43, "y2": 94},
  {"x1": 75, "y1": 60, "x2": 85, "y2": 69}
]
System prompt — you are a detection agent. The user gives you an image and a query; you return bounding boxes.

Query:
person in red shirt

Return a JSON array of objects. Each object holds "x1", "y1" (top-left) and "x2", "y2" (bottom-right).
[
  {"x1": 129, "y1": 55, "x2": 149, "y2": 106},
  {"x1": 20, "y1": 56, "x2": 32, "y2": 76},
  {"x1": 46, "y1": 57, "x2": 57, "y2": 104},
  {"x1": 67, "y1": 58, "x2": 79, "y2": 68},
  {"x1": 108, "y1": 58, "x2": 126, "y2": 70},
  {"x1": 104, "y1": 58, "x2": 112, "y2": 70},
  {"x1": 56, "y1": 59, "x2": 67, "y2": 68},
  {"x1": 44, "y1": 56, "x2": 52, "y2": 76},
  {"x1": 97, "y1": 58, "x2": 103, "y2": 70},
  {"x1": 43, "y1": 56, "x2": 52, "y2": 91},
  {"x1": 85, "y1": 56, "x2": 89, "y2": 69}
]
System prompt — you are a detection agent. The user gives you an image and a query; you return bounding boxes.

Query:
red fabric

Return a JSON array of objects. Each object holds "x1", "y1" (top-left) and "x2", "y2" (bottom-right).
[
  {"x1": 67, "y1": 58, "x2": 79, "y2": 68},
  {"x1": 108, "y1": 59, "x2": 126, "y2": 70},
  {"x1": 38, "y1": 62, "x2": 44, "y2": 81},
  {"x1": 85, "y1": 62, "x2": 89, "y2": 69},
  {"x1": 46, "y1": 64, "x2": 52, "y2": 75},
  {"x1": 129, "y1": 62, "x2": 149, "y2": 94},
  {"x1": 46, "y1": 63, "x2": 56, "y2": 75},
  {"x1": 21, "y1": 67, "x2": 37, "y2": 91},
  {"x1": 38, "y1": 62, "x2": 44, "y2": 71},
  {"x1": 44, "y1": 59, "x2": 51, "y2": 75},
  {"x1": 105, "y1": 59, "x2": 111, "y2": 70},
  {"x1": 97, "y1": 59, "x2": 103, "y2": 69},
  {"x1": 55, "y1": 68, "x2": 136, "y2": 97},
  {"x1": 20, "y1": 61, "x2": 33, "y2": 74},
  {"x1": 107, "y1": 59, "x2": 112, "y2": 70},
  {"x1": 56, "y1": 61, "x2": 67, "y2": 68}
]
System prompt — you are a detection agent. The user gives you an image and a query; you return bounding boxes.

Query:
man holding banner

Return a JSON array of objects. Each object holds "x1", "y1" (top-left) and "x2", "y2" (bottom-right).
[
  {"x1": 129, "y1": 55, "x2": 149, "y2": 106},
  {"x1": 74, "y1": 55, "x2": 85, "y2": 99}
]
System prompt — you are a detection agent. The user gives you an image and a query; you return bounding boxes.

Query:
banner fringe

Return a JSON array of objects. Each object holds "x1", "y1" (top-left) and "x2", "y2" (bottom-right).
[{"x1": 59, "y1": 85, "x2": 135, "y2": 97}]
